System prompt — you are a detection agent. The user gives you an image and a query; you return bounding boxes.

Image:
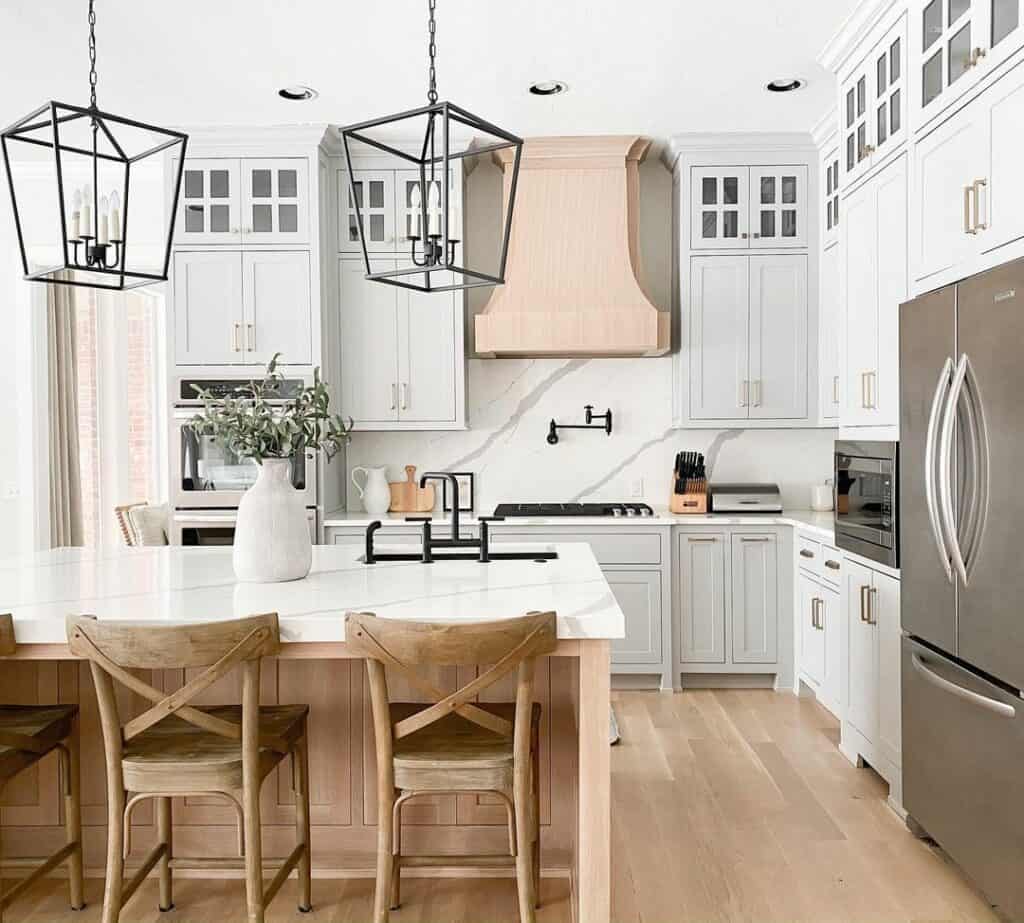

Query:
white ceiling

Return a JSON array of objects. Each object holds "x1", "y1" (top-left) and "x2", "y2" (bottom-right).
[{"x1": 1, "y1": 0, "x2": 859, "y2": 143}]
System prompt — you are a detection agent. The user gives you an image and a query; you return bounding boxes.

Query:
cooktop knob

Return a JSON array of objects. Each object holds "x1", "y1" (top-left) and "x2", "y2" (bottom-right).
[
  {"x1": 611, "y1": 507, "x2": 624, "y2": 517},
  {"x1": 625, "y1": 507, "x2": 638, "y2": 516}
]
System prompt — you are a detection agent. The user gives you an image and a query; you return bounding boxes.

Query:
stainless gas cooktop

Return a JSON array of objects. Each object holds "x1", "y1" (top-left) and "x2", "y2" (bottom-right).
[{"x1": 492, "y1": 502, "x2": 655, "y2": 518}]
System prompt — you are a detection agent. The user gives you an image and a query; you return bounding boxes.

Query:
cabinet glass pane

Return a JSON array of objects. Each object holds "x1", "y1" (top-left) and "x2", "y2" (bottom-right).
[
  {"x1": 949, "y1": 0, "x2": 970, "y2": 23},
  {"x1": 369, "y1": 181, "x2": 385, "y2": 209},
  {"x1": 348, "y1": 215, "x2": 359, "y2": 242},
  {"x1": 890, "y1": 38, "x2": 901, "y2": 81},
  {"x1": 279, "y1": 204, "x2": 298, "y2": 233},
  {"x1": 857, "y1": 123, "x2": 868, "y2": 161},
  {"x1": 846, "y1": 88, "x2": 856, "y2": 127},
  {"x1": 184, "y1": 170, "x2": 203, "y2": 198},
  {"x1": 847, "y1": 134, "x2": 855, "y2": 170},
  {"x1": 877, "y1": 102, "x2": 889, "y2": 144},
  {"x1": 891, "y1": 89, "x2": 902, "y2": 133},
  {"x1": 278, "y1": 169, "x2": 297, "y2": 198},
  {"x1": 702, "y1": 212, "x2": 718, "y2": 238},
  {"x1": 723, "y1": 177, "x2": 739, "y2": 204},
  {"x1": 948, "y1": 22, "x2": 973, "y2": 84},
  {"x1": 993, "y1": 0, "x2": 1019, "y2": 45},
  {"x1": 923, "y1": 49, "x2": 944, "y2": 105},
  {"x1": 923, "y1": 0, "x2": 943, "y2": 50},
  {"x1": 369, "y1": 213, "x2": 385, "y2": 241},
  {"x1": 350, "y1": 181, "x2": 363, "y2": 208},
  {"x1": 185, "y1": 205, "x2": 204, "y2": 233},
  {"x1": 877, "y1": 54, "x2": 888, "y2": 94},
  {"x1": 782, "y1": 210, "x2": 797, "y2": 238},
  {"x1": 827, "y1": 200, "x2": 833, "y2": 230},
  {"x1": 857, "y1": 76, "x2": 866, "y2": 115},
  {"x1": 760, "y1": 211, "x2": 776, "y2": 238},
  {"x1": 781, "y1": 175, "x2": 797, "y2": 204},
  {"x1": 723, "y1": 211, "x2": 738, "y2": 238},
  {"x1": 210, "y1": 204, "x2": 229, "y2": 233},
  {"x1": 252, "y1": 204, "x2": 272, "y2": 232},
  {"x1": 702, "y1": 177, "x2": 717, "y2": 204},
  {"x1": 826, "y1": 166, "x2": 833, "y2": 196},
  {"x1": 833, "y1": 194, "x2": 840, "y2": 226},
  {"x1": 210, "y1": 170, "x2": 230, "y2": 199},
  {"x1": 760, "y1": 176, "x2": 776, "y2": 204},
  {"x1": 251, "y1": 169, "x2": 272, "y2": 198}
]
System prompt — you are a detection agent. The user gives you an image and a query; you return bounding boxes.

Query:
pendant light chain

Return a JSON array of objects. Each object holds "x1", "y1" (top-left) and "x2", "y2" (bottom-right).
[
  {"x1": 87, "y1": 0, "x2": 98, "y2": 109},
  {"x1": 427, "y1": 0, "x2": 438, "y2": 104}
]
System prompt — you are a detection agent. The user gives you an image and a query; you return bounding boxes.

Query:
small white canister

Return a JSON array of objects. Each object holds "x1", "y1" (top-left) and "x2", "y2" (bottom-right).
[{"x1": 810, "y1": 479, "x2": 834, "y2": 512}]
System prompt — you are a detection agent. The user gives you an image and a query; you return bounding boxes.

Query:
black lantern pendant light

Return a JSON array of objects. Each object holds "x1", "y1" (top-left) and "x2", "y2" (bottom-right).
[
  {"x1": 340, "y1": 0, "x2": 523, "y2": 294},
  {"x1": 1, "y1": 0, "x2": 188, "y2": 290}
]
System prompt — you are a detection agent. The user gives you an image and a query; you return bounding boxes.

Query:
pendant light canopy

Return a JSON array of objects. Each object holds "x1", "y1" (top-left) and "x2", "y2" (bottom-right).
[
  {"x1": 1, "y1": 0, "x2": 188, "y2": 290},
  {"x1": 340, "y1": 0, "x2": 522, "y2": 294}
]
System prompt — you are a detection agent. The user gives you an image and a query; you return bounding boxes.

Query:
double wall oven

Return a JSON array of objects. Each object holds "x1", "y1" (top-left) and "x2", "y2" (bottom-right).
[
  {"x1": 171, "y1": 374, "x2": 318, "y2": 544},
  {"x1": 834, "y1": 440, "x2": 898, "y2": 568}
]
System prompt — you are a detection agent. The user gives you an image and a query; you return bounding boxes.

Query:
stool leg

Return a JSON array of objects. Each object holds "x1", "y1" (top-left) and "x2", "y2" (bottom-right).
[
  {"x1": 157, "y1": 797, "x2": 173, "y2": 912},
  {"x1": 390, "y1": 791, "x2": 401, "y2": 911},
  {"x1": 531, "y1": 721, "x2": 541, "y2": 909},
  {"x1": 242, "y1": 759, "x2": 264, "y2": 922},
  {"x1": 1, "y1": 781, "x2": 6, "y2": 923},
  {"x1": 373, "y1": 782, "x2": 395, "y2": 923},
  {"x1": 100, "y1": 783, "x2": 125, "y2": 923},
  {"x1": 514, "y1": 755, "x2": 537, "y2": 923},
  {"x1": 65, "y1": 722, "x2": 85, "y2": 910},
  {"x1": 294, "y1": 731, "x2": 312, "y2": 913}
]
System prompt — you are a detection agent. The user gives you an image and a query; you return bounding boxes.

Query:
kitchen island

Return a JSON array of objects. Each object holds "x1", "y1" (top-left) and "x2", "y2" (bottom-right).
[{"x1": 0, "y1": 543, "x2": 620, "y2": 923}]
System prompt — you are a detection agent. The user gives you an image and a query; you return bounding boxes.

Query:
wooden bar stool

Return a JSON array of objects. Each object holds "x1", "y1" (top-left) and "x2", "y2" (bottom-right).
[
  {"x1": 0, "y1": 614, "x2": 84, "y2": 922},
  {"x1": 66, "y1": 612, "x2": 312, "y2": 923},
  {"x1": 345, "y1": 610, "x2": 557, "y2": 923}
]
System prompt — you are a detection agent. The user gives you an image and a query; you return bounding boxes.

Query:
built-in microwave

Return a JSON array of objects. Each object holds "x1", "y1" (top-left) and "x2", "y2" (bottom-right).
[
  {"x1": 170, "y1": 374, "x2": 318, "y2": 510},
  {"x1": 834, "y1": 440, "x2": 898, "y2": 568},
  {"x1": 169, "y1": 508, "x2": 318, "y2": 546}
]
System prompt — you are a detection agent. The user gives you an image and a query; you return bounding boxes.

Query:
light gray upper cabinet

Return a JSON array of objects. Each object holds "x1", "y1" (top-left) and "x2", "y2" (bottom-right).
[
  {"x1": 819, "y1": 241, "x2": 842, "y2": 419},
  {"x1": 173, "y1": 250, "x2": 244, "y2": 364},
  {"x1": 242, "y1": 251, "x2": 312, "y2": 365},
  {"x1": 689, "y1": 254, "x2": 807, "y2": 422},
  {"x1": 730, "y1": 533, "x2": 779, "y2": 664},
  {"x1": 338, "y1": 259, "x2": 464, "y2": 430},
  {"x1": 678, "y1": 533, "x2": 727, "y2": 664}
]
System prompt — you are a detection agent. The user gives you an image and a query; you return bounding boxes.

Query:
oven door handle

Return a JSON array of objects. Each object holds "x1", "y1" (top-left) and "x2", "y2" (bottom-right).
[
  {"x1": 925, "y1": 357, "x2": 955, "y2": 583},
  {"x1": 938, "y1": 354, "x2": 969, "y2": 586}
]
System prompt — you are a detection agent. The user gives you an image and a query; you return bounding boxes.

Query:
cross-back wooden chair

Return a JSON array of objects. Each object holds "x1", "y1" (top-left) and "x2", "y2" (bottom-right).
[
  {"x1": 0, "y1": 614, "x2": 84, "y2": 922},
  {"x1": 345, "y1": 610, "x2": 558, "y2": 923},
  {"x1": 66, "y1": 613, "x2": 312, "y2": 923}
]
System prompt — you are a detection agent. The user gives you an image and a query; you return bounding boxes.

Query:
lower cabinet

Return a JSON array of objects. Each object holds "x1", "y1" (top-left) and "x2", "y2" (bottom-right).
[
  {"x1": 843, "y1": 557, "x2": 902, "y2": 800},
  {"x1": 676, "y1": 528, "x2": 783, "y2": 675},
  {"x1": 797, "y1": 570, "x2": 842, "y2": 719},
  {"x1": 604, "y1": 569, "x2": 663, "y2": 667}
]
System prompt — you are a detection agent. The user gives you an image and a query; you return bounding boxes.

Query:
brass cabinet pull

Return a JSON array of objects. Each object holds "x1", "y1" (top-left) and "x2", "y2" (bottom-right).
[
  {"x1": 973, "y1": 179, "x2": 988, "y2": 231},
  {"x1": 231, "y1": 322, "x2": 241, "y2": 352},
  {"x1": 833, "y1": 374, "x2": 840, "y2": 405},
  {"x1": 741, "y1": 536, "x2": 771, "y2": 542},
  {"x1": 246, "y1": 323, "x2": 255, "y2": 352},
  {"x1": 811, "y1": 598, "x2": 819, "y2": 629},
  {"x1": 859, "y1": 584, "x2": 871, "y2": 622},
  {"x1": 868, "y1": 586, "x2": 879, "y2": 625},
  {"x1": 400, "y1": 382, "x2": 409, "y2": 411},
  {"x1": 965, "y1": 184, "x2": 977, "y2": 235},
  {"x1": 799, "y1": 549, "x2": 815, "y2": 558},
  {"x1": 688, "y1": 536, "x2": 718, "y2": 543},
  {"x1": 817, "y1": 598, "x2": 826, "y2": 630},
  {"x1": 753, "y1": 379, "x2": 762, "y2": 407},
  {"x1": 390, "y1": 383, "x2": 397, "y2": 411},
  {"x1": 739, "y1": 380, "x2": 749, "y2": 408}
]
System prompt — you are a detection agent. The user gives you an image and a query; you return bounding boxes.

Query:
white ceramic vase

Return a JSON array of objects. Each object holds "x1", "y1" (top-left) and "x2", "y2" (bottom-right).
[
  {"x1": 351, "y1": 465, "x2": 391, "y2": 517},
  {"x1": 233, "y1": 458, "x2": 312, "y2": 583}
]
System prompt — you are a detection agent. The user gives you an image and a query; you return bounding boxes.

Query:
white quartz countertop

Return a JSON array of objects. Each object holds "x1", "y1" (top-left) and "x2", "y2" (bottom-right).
[
  {"x1": 0, "y1": 544, "x2": 625, "y2": 646},
  {"x1": 323, "y1": 508, "x2": 836, "y2": 541}
]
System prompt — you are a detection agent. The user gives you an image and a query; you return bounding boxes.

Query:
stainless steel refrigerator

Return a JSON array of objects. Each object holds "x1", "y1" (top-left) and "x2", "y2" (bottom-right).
[{"x1": 900, "y1": 257, "x2": 1024, "y2": 920}]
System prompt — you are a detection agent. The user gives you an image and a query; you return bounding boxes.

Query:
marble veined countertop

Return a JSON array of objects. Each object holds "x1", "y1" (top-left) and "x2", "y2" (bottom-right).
[{"x1": 0, "y1": 543, "x2": 625, "y2": 646}]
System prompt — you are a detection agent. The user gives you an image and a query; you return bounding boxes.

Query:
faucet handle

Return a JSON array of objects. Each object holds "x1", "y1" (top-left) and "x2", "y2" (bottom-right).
[{"x1": 478, "y1": 515, "x2": 505, "y2": 522}]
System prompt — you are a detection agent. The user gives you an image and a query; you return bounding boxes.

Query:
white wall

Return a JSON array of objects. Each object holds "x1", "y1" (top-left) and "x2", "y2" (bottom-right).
[{"x1": 346, "y1": 158, "x2": 836, "y2": 512}]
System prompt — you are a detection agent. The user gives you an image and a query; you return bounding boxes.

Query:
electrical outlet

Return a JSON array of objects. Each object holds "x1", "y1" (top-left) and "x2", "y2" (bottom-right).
[
  {"x1": 630, "y1": 478, "x2": 644, "y2": 498},
  {"x1": 2, "y1": 483, "x2": 20, "y2": 500}
]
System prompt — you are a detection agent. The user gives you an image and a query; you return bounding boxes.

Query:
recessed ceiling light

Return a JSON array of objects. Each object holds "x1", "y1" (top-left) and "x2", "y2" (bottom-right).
[
  {"x1": 278, "y1": 85, "x2": 319, "y2": 101},
  {"x1": 766, "y1": 78, "x2": 804, "y2": 93},
  {"x1": 529, "y1": 80, "x2": 568, "y2": 96}
]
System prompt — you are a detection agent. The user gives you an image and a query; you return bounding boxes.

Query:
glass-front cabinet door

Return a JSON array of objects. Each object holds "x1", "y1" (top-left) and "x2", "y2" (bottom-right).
[
  {"x1": 749, "y1": 167, "x2": 808, "y2": 248},
  {"x1": 690, "y1": 167, "x2": 749, "y2": 250},
  {"x1": 914, "y1": 0, "x2": 1024, "y2": 127},
  {"x1": 338, "y1": 170, "x2": 396, "y2": 254},
  {"x1": 174, "y1": 158, "x2": 242, "y2": 245},
  {"x1": 823, "y1": 146, "x2": 841, "y2": 250},
  {"x1": 240, "y1": 159, "x2": 309, "y2": 245}
]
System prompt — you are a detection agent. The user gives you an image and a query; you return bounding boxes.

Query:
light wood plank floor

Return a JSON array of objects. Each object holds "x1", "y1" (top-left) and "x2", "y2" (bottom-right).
[{"x1": 2, "y1": 690, "x2": 1000, "y2": 922}]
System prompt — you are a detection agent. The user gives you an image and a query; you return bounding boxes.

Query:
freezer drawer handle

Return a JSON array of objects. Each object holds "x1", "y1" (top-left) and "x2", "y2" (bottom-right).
[{"x1": 911, "y1": 653, "x2": 1016, "y2": 719}]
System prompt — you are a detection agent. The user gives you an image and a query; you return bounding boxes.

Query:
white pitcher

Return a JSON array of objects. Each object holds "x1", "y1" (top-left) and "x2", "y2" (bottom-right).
[{"x1": 351, "y1": 465, "x2": 391, "y2": 516}]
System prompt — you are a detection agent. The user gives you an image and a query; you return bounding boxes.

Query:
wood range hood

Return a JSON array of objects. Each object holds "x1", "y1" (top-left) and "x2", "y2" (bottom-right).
[{"x1": 475, "y1": 135, "x2": 669, "y2": 358}]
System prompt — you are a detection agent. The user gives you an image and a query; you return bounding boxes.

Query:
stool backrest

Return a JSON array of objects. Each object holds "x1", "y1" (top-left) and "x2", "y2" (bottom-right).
[
  {"x1": 66, "y1": 613, "x2": 280, "y2": 764},
  {"x1": 345, "y1": 611, "x2": 557, "y2": 756},
  {"x1": 0, "y1": 614, "x2": 13, "y2": 656}
]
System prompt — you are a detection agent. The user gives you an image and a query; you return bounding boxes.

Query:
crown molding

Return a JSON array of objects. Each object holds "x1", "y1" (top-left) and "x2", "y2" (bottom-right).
[
  {"x1": 663, "y1": 132, "x2": 816, "y2": 169},
  {"x1": 818, "y1": 0, "x2": 906, "y2": 76},
  {"x1": 811, "y1": 108, "x2": 839, "y2": 149},
  {"x1": 173, "y1": 123, "x2": 330, "y2": 154}
]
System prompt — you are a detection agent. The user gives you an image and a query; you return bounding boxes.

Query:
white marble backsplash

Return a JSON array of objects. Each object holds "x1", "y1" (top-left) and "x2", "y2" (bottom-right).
[{"x1": 343, "y1": 356, "x2": 836, "y2": 514}]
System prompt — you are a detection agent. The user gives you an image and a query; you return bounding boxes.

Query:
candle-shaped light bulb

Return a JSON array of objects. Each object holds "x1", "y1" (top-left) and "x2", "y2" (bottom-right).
[
  {"x1": 427, "y1": 181, "x2": 441, "y2": 237},
  {"x1": 410, "y1": 183, "x2": 422, "y2": 238},
  {"x1": 81, "y1": 184, "x2": 92, "y2": 239},
  {"x1": 451, "y1": 200, "x2": 461, "y2": 240},
  {"x1": 70, "y1": 189, "x2": 82, "y2": 240},
  {"x1": 98, "y1": 195, "x2": 109, "y2": 245},
  {"x1": 109, "y1": 190, "x2": 121, "y2": 241}
]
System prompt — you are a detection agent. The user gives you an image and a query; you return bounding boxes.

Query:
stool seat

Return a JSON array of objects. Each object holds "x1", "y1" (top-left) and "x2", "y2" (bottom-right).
[
  {"x1": 122, "y1": 704, "x2": 309, "y2": 792},
  {"x1": 0, "y1": 704, "x2": 78, "y2": 781}
]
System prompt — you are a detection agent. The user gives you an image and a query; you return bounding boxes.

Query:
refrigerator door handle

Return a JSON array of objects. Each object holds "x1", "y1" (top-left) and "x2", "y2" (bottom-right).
[
  {"x1": 938, "y1": 354, "x2": 970, "y2": 585},
  {"x1": 925, "y1": 357, "x2": 955, "y2": 583},
  {"x1": 960, "y1": 356, "x2": 991, "y2": 583},
  {"x1": 911, "y1": 652, "x2": 1016, "y2": 719}
]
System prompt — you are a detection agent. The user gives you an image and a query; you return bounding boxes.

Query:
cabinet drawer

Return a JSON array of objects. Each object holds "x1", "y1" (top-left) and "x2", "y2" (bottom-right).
[
  {"x1": 797, "y1": 535, "x2": 821, "y2": 575},
  {"x1": 490, "y1": 530, "x2": 661, "y2": 566},
  {"x1": 820, "y1": 544, "x2": 843, "y2": 586}
]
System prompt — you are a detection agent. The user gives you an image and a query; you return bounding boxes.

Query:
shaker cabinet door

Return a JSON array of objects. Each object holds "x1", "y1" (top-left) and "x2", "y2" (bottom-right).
[
  {"x1": 174, "y1": 159, "x2": 242, "y2": 246},
  {"x1": 846, "y1": 559, "x2": 878, "y2": 744},
  {"x1": 397, "y1": 273, "x2": 459, "y2": 425},
  {"x1": 240, "y1": 159, "x2": 309, "y2": 245},
  {"x1": 690, "y1": 168, "x2": 749, "y2": 249},
  {"x1": 173, "y1": 251, "x2": 244, "y2": 365},
  {"x1": 799, "y1": 573, "x2": 825, "y2": 686},
  {"x1": 730, "y1": 533, "x2": 778, "y2": 664},
  {"x1": 748, "y1": 167, "x2": 808, "y2": 248},
  {"x1": 242, "y1": 251, "x2": 312, "y2": 366},
  {"x1": 606, "y1": 570, "x2": 663, "y2": 666},
  {"x1": 678, "y1": 533, "x2": 727, "y2": 664}
]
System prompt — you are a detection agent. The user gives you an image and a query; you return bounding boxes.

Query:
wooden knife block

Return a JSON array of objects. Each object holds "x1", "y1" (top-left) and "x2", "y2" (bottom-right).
[{"x1": 670, "y1": 480, "x2": 708, "y2": 514}]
